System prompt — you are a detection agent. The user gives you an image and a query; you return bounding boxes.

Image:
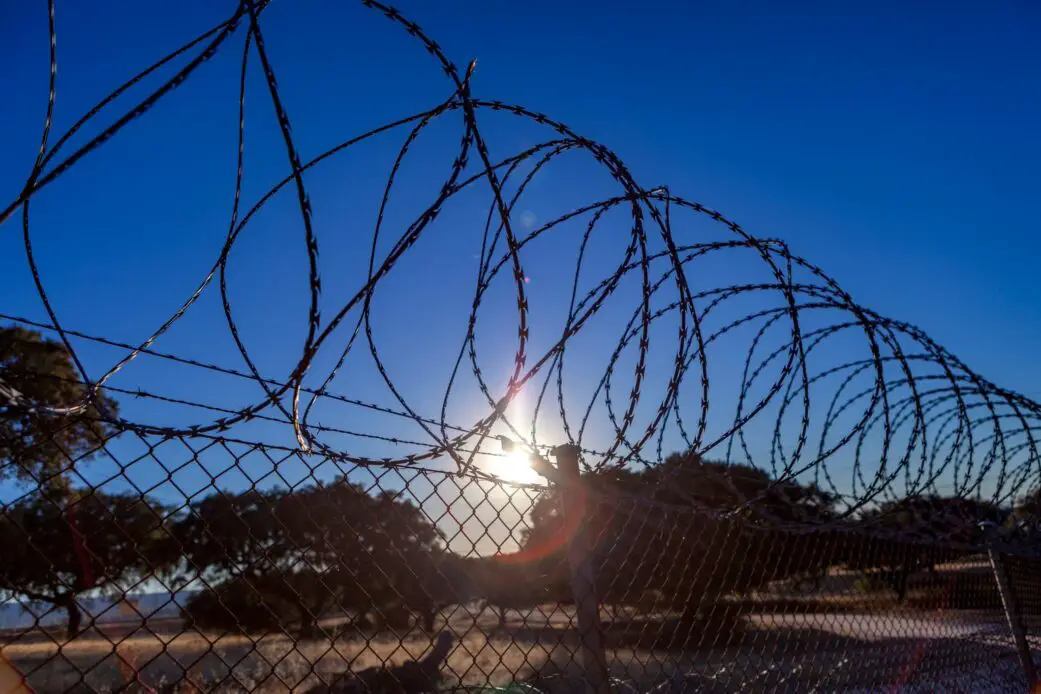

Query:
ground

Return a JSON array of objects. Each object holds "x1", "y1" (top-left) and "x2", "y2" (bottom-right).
[{"x1": 1, "y1": 563, "x2": 1036, "y2": 692}]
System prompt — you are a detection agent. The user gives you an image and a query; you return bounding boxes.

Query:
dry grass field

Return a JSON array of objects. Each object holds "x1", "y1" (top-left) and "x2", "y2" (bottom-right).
[
  {"x1": 2, "y1": 608, "x2": 1026, "y2": 693},
  {"x1": 1, "y1": 565, "x2": 1031, "y2": 692}
]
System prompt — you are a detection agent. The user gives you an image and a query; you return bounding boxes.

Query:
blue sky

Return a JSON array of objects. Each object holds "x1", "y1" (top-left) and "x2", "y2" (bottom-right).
[{"x1": 2, "y1": 0, "x2": 1040, "y2": 545}]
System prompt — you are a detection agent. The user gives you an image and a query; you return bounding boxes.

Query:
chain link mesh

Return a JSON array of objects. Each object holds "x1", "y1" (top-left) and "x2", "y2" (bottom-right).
[{"x1": 3, "y1": 1, "x2": 1041, "y2": 691}]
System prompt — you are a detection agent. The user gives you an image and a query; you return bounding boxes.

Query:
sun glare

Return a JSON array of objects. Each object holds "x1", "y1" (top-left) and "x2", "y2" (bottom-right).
[{"x1": 493, "y1": 448, "x2": 542, "y2": 486}]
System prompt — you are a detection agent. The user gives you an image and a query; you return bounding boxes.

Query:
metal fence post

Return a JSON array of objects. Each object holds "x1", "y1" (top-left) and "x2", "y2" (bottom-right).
[
  {"x1": 985, "y1": 530, "x2": 1038, "y2": 688},
  {"x1": 553, "y1": 444, "x2": 611, "y2": 694}
]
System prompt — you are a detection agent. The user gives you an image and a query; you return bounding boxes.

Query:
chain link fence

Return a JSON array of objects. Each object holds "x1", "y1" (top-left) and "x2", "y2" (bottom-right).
[
  {"x1": 0, "y1": 444, "x2": 1039, "y2": 694},
  {"x1": 4, "y1": 1, "x2": 1041, "y2": 691},
  {"x1": 2, "y1": 346, "x2": 1040, "y2": 693}
]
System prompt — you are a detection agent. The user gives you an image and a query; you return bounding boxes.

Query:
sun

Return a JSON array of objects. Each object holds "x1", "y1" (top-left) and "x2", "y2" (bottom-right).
[{"x1": 491, "y1": 448, "x2": 543, "y2": 486}]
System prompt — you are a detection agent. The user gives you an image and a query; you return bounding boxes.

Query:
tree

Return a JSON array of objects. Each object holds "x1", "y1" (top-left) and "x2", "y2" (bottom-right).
[
  {"x1": 173, "y1": 487, "x2": 292, "y2": 579},
  {"x1": 1, "y1": 325, "x2": 119, "y2": 494},
  {"x1": 520, "y1": 451, "x2": 840, "y2": 621},
  {"x1": 173, "y1": 486, "x2": 344, "y2": 636},
  {"x1": 645, "y1": 453, "x2": 841, "y2": 610},
  {"x1": 393, "y1": 549, "x2": 478, "y2": 632},
  {"x1": 469, "y1": 555, "x2": 570, "y2": 628},
  {"x1": 842, "y1": 495, "x2": 1007, "y2": 602},
  {"x1": 278, "y1": 482, "x2": 448, "y2": 633},
  {"x1": 361, "y1": 490, "x2": 451, "y2": 629},
  {"x1": 174, "y1": 480, "x2": 453, "y2": 635},
  {"x1": 183, "y1": 570, "x2": 338, "y2": 636},
  {"x1": 0, "y1": 489, "x2": 171, "y2": 638},
  {"x1": 1015, "y1": 487, "x2": 1041, "y2": 519},
  {"x1": 1010, "y1": 487, "x2": 1041, "y2": 543}
]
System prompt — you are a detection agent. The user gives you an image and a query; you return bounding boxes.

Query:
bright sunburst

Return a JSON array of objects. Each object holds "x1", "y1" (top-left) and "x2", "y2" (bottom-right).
[{"x1": 489, "y1": 447, "x2": 543, "y2": 486}]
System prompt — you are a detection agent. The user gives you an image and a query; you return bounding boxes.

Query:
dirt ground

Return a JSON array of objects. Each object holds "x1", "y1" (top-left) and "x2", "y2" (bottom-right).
[
  {"x1": 1, "y1": 602, "x2": 1030, "y2": 693},
  {"x1": 5, "y1": 606, "x2": 565, "y2": 693},
  {"x1": 1, "y1": 564, "x2": 1033, "y2": 693}
]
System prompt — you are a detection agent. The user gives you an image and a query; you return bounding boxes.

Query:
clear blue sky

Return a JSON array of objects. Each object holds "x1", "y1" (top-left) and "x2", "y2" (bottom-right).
[{"x1": 2, "y1": 1, "x2": 1040, "y2": 537}]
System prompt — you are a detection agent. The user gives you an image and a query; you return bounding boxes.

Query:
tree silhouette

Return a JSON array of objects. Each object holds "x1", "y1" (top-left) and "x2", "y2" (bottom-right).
[
  {"x1": 468, "y1": 555, "x2": 570, "y2": 628},
  {"x1": 394, "y1": 550, "x2": 477, "y2": 632},
  {"x1": 1015, "y1": 487, "x2": 1041, "y2": 518},
  {"x1": 521, "y1": 451, "x2": 839, "y2": 621},
  {"x1": 174, "y1": 487, "x2": 292, "y2": 578},
  {"x1": 183, "y1": 570, "x2": 336, "y2": 636},
  {"x1": 280, "y1": 483, "x2": 449, "y2": 632},
  {"x1": 173, "y1": 486, "x2": 343, "y2": 636},
  {"x1": 0, "y1": 325, "x2": 119, "y2": 495},
  {"x1": 0, "y1": 489, "x2": 171, "y2": 638},
  {"x1": 1011, "y1": 486, "x2": 1041, "y2": 542},
  {"x1": 175, "y1": 480, "x2": 451, "y2": 635},
  {"x1": 843, "y1": 495, "x2": 1006, "y2": 602}
]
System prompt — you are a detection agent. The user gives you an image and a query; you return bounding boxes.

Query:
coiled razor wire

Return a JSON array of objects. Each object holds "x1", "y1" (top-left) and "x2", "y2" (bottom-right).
[{"x1": 3, "y1": 0, "x2": 1041, "y2": 532}]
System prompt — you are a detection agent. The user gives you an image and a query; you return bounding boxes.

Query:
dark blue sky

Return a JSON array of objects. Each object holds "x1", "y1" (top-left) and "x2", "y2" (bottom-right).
[{"x1": 2, "y1": 1, "x2": 1039, "y2": 529}]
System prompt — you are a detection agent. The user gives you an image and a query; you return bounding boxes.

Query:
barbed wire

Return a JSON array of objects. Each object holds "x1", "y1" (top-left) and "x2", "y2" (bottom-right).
[{"x1": 3, "y1": 0, "x2": 1040, "y2": 527}]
